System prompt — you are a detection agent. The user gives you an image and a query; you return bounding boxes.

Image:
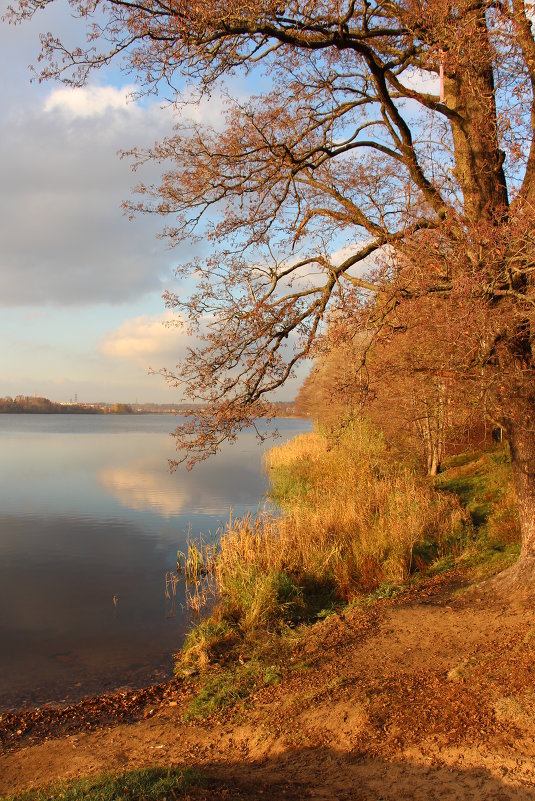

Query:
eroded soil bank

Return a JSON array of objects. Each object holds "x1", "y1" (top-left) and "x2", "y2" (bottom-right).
[{"x1": 1, "y1": 573, "x2": 534, "y2": 800}]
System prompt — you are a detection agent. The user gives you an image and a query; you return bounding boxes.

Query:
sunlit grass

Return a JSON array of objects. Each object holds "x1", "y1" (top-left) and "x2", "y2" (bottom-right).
[
  {"x1": 179, "y1": 420, "x2": 466, "y2": 649},
  {"x1": 434, "y1": 446, "x2": 520, "y2": 577},
  {"x1": 177, "y1": 426, "x2": 521, "y2": 718}
]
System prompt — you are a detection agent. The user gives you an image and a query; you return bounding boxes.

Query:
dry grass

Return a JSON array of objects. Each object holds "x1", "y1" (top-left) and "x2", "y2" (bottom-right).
[
  {"x1": 181, "y1": 421, "x2": 467, "y2": 644},
  {"x1": 265, "y1": 420, "x2": 466, "y2": 591}
]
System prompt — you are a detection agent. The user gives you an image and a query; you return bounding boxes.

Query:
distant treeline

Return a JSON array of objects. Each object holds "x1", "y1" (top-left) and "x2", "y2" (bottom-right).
[
  {"x1": 134, "y1": 402, "x2": 204, "y2": 414},
  {"x1": 0, "y1": 396, "x2": 134, "y2": 415},
  {"x1": 0, "y1": 396, "x2": 298, "y2": 417}
]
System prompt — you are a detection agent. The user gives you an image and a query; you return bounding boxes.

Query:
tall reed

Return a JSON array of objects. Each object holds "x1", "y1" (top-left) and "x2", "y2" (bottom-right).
[{"x1": 182, "y1": 420, "x2": 467, "y2": 642}]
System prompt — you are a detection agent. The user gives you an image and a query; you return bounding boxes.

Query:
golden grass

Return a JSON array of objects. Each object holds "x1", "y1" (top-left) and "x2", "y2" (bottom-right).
[{"x1": 182, "y1": 420, "x2": 467, "y2": 640}]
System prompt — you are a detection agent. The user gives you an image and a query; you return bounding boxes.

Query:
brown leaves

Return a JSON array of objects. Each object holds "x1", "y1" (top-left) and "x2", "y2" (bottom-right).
[{"x1": 0, "y1": 679, "x2": 188, "y2": 756}]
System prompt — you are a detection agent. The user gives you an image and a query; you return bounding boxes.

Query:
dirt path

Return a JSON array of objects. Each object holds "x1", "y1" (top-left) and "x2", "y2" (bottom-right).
[{"x1": 2, "y1": 580, "x2": 535, "y2": 800}]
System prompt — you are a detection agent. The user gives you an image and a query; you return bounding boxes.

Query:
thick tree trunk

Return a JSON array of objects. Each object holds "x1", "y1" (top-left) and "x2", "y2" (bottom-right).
[
  {"x1": 508, "y1": 424, "x2": 535, "y2": 562},
  {"x1": 488, "y1": 425, "x2": 535, "y2": 605},
  {"x1": 445, "y1": 11, "x2": 508, "y2": 223},
  {"x1": 489, "y1": 422, "x2": 535, "y2": 596}
]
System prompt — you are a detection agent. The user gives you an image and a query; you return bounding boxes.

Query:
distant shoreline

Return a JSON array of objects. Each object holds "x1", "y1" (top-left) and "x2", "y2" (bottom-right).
[
  {"x1": 0, "y1": 407, "x2": 195, "y2": 416},
  {"x1": 0, "y1": 395, "x2": 299, "y2": 417}
]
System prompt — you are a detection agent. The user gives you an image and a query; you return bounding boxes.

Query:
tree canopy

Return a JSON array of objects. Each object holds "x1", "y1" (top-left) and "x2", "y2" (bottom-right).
[{"x1": 9, "y1": 0, "x2": 535, "y2": 578}]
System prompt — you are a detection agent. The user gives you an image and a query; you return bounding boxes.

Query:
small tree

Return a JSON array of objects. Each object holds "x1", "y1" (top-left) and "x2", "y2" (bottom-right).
[{"x1": 10, "y1": 0, "x2": 535, "y2": 584}]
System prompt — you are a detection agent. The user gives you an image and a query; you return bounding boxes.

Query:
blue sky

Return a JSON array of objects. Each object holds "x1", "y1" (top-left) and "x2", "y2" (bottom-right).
[
  {"x1": 0, "y1": 3, "x2": 441, "y2": 405},
  {"x1": 0, "y1": 1, "x2": 245, "y2": 403}
]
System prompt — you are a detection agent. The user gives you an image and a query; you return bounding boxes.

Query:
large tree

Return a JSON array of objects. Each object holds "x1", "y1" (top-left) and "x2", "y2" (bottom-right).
[{"x1": 10, "y1": 0, "x2": 535, "y2": 582}]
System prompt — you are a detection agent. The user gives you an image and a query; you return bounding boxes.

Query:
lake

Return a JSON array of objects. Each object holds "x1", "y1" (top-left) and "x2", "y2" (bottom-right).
[{"x1": 0, "y1": 414, "x2": 311, "y2": 711}]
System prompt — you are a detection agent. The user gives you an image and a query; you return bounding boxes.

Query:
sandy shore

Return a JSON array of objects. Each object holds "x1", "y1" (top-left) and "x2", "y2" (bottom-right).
[{"x1": 2, "y1": 576, "x2": 535, "y2": 800}]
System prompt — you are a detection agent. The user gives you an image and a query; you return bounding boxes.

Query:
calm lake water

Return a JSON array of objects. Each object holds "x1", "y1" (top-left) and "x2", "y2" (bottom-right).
[{"x1": 0, "y1": 414, "x2": 310, "y2": 711}]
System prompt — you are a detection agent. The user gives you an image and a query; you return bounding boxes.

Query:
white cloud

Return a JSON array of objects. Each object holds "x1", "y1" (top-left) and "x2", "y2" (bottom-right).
[
  {"x1": 101, "y1": 311, "x2": 190, "y2": 366},
  {"x1": 399, "y1": 68, "x2": 440, "y2": 96},
  {"x1": 99, "y1": 462, "x2": 189, "y2": 517},
  {"x1": 247, "y1": 243, "x2": 374, "y2": 299},
  {"x1": 331, "y1": 240, "x2": 387, "y2": 278},
  {"x1": 43, "y1": 85, "x2": 139, "y2": 118},
  {"x1": 331, "y1": 243, "x2": 362, "y2": 266},
  {"x1": 0, "y1": 78, "x2": 239, "y2": 307},
  {"x1": 175, "y1": 86, "x2": 230, "y2": 128},
  {"x1": 0, "y1": 84, "x2": 182, "y2": 306},
  {"x1": 291, "y1": 240, "x2": 380, "y2": 281}
]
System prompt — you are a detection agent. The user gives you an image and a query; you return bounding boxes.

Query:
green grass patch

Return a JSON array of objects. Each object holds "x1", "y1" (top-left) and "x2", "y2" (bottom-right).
[
  {"x1": 184, "y1": 661, "x2": 262, "y2": 719},
  {"x1": 2, "y1": 767, "x2": 205, "y2": 801},
  {"x1": 363, "y1": 581, "x2": 404, "y2": 603},
  {"x1": 426, "y1": 553, "x2": 457, "y2": 576},
  {"x1": 267, "y1": 464, "x2": 314, "y2": 508},
  {"x1": 178, "y1": 619, "x2": 238, "y2": 674},
  {"x1": 437, "y1": 446, "x2": 519, "y2": 546},
  {"x1": 438, "y1": 448, "x2": 511, "y2": 518},
  {"x1": 457, "y1": 541, "x2": 521, "y2": 577}
]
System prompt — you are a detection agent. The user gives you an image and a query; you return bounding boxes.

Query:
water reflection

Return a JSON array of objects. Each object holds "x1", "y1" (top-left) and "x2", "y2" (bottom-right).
[
  {"x1": 98, "y1": 438, "x2": 280, "y2": 518},
  {"x1": 0, "y1": 415, "x2": 310, "y2": 710},
  {"x1": 99, "y1": 460, "x2": 191, "y2": 517}
]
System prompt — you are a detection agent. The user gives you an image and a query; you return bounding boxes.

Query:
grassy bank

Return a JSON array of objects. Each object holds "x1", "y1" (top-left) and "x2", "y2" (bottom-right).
[
  {"x1": 176, "y1": 421, "x2": 520, "y2": 717},
  {"x1": 433, "y1": 447, "x2": 520, "y2": 580}
]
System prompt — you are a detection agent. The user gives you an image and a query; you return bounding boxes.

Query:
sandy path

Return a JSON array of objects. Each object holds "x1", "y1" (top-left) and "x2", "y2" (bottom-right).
[{"x1": 2, "y1": 585, "x2": 535, "y2": 800}]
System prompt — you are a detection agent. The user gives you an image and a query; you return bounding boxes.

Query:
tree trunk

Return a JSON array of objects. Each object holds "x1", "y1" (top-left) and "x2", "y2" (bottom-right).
[
  {"x1": 491, "y1": 422, "x2": 535, "y2": 595},
  {"x1": 445, "y1": 10, "x2": 509, "y2": 223},
  {"x1": 508, "y1": 423, "x2": 535, "y2": 562},
  {"x1": 481, "y1": 425, "x2": 535, "y2": 606},
  {"x1": 428, "y1": 446, "x2": 440, "y2": 477}
]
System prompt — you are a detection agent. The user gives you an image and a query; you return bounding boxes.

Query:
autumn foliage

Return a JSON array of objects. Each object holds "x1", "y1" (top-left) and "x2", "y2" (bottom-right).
[{"x1": 10, "y1": 0, "x2": 535, "y2": 580}]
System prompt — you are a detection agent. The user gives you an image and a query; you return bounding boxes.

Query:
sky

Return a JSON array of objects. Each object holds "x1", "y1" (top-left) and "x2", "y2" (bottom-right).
[
  {"x1": 0, "y1": 3, "x2": 442, "y2": 405},
  {"x1": 0, "y1": 1, "x2": 266, "y2": 404}
]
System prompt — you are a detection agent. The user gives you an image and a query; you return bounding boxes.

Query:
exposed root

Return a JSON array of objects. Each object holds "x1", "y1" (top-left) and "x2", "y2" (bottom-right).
[{"x1": 474, "y1": 556, "x2": 535, "y2": 606}]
